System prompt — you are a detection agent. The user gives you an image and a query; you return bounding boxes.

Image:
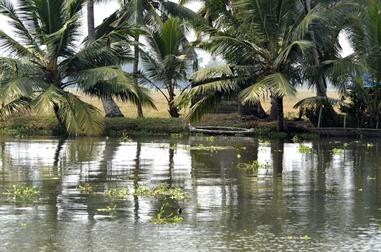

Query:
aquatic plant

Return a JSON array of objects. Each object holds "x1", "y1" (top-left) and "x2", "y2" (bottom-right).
[
  {"x1": 120, "y1": 133, "x2": 132, "y2": 142},
  {"x1": 332, "y1": 148, "x2": 344, "y2": 156},
  {"x1": 134, "y1": 186, "x2": 153, "y2": 197},
  {"x1": 78, "y1": 183, "x2": 93, "y2": 194},
  {"x1": 171, "y1": 144, "x2": 232, "y2": 152},
  {"x1": 298, "y1": 144, "x2": 312, "y2": 154},
  {"x1": 367, "y1": 143, "x2": 374, "y2": 148},
  {"x1": 150, "y1": 203, "x2": 184, "y2": 224},
  {"x1": 292, "y1": 135, "x2": 301, "y2": 143},
  {"x1": 152, "y1": 184, "x2": 188, "y2": 201},
  {"x1": 206, "y1": 136, "x2": 215, "y2": 143},
  {"x1": 105, "y1": 187, "x2": 129, "y2": 199},
  {"x1": 170, "y1": 133, "x2": 184, "y2": 139},
  {"x1": 237, "y1": 161, "x2": 271, "y2": 173},
  {"x1": 3, "y1": 185, "x2": 39, "y2": 202},
  {"x1": 97, "y1": 205, "x2": 118, "y2": 213},
  {"x1": 134, "y1": 184, "x2": 188, "y2": 201}
]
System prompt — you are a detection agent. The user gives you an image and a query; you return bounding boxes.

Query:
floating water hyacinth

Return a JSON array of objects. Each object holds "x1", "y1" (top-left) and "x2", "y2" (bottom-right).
[{"x1": 298, "y1": 144, "x2": 312, "y2": 154}]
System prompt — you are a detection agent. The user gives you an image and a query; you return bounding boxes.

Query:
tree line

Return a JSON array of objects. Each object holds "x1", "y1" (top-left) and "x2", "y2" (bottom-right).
[{"x1": 0, "y1": 0, "x2": 380, "y2": 135}]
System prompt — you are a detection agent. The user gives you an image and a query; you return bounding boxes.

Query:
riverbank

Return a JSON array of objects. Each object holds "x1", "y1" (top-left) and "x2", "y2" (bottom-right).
[{"x1": 0, "y1": 114, "x2": 313, "y2": 139}]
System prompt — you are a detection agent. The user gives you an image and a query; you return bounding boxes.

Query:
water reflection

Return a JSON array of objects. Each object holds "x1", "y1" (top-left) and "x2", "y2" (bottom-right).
[{"x1": 0, "y1": 137, "x2": 381, "y2": 251}]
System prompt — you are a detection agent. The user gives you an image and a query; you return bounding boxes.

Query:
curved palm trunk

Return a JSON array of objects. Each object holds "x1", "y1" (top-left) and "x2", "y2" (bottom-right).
[
  {"x1": 53, "y1": 104, "x2": 68, "y2": 135},
  {"x1": 87, "y1": 0, "x2": 124, "y2": 118}
]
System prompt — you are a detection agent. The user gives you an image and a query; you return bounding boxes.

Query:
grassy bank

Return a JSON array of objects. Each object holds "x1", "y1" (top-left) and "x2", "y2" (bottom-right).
[
  {"x1": 0, "y1": 90, "x2": 325, "y2": 138},
  {"x1": 0, "y1": 114, "x2": 316, "y2": 140}
]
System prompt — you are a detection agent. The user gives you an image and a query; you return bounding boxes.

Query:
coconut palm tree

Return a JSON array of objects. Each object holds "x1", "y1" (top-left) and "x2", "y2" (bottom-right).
[
  {"x1": 139, "y1": 17, "x2": 197, "y2": 118},
  {"x1": 185, "y1": 0, "x2": 320, "y2": 131},
  {"x1": 344, "y1": 0, "x2": 381, "y2": 128},
  {"x1": 0, "y1": 0, "x2": 152, "y2": 135},
  {"x1": 86, "y1": 0, "x2": 126, "y2": 118},
  {"x1": 112, "y1": 0, "x2": 200, "y2": 118},
  {"x1": 294, "y1": 96, "x2": 344, "y2": 128}
]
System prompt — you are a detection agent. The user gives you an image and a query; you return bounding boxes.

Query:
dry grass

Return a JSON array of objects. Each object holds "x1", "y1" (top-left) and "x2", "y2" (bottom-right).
[{"x1": 79, "y1": 89, "x2": 340, "y2": 119}]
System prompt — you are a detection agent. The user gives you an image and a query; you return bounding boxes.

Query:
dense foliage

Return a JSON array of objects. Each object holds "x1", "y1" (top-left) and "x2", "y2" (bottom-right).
[{"x1": 0, "y1": 0, "x2": 381, "y2": 134}]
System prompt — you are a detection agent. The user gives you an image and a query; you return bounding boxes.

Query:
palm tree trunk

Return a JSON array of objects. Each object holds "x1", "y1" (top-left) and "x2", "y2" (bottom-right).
[
  {"x1": 317, "y1": 105, "x2": 323, "y2": 128},
  {"x1": 87, "y1": 0, "x2": 124, "y2": 118},
  {"x1": 275, "y1": 97, "x2": 284, "y2": 132},
  {"x1": 270, "y1": 95, "x2": 278, "y2": 121},
  {"x1": 305, "y1": 0, "x2": 327, "y2": 97},
  {"x1": 134, "y1": 36, "x2": 144, "y2": 118},
  {"x1": 53, "y1": 104, "x2": 68, "y2": 135},
  {"x1": 239, "y1": 102, "x2": 268, "y2": 118},
  {"x1": 168, "y1": 84, "x2": 179, "y2": 118}
]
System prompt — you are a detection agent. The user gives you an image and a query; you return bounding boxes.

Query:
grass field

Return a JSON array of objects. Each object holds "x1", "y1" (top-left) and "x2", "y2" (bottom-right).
[{"x1": 79, "y1": 89, "x2": 340, "y2": 119}]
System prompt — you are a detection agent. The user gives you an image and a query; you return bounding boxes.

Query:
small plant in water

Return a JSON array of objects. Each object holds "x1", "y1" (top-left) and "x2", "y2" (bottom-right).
[
  {"x1": 237, "y1": 161, "x2": 271, "y2": 173},
  {"x1": 105, "y1": 187, "x2": 129, "y2": 199},
  {"x1": 298, "y1": 144, "x2": 312, "y2": 154},
  {"x1": 6, "y1": 185, "x2": 39, "y2": 202},
  {"x1": 301, "y1": 235, "x2": 311, "y2": 241},
  {"x1": 150, "y1": 203, "x2": 184, "y2": 224},
  {"x1": 78, "y1": 183, "x2": 93, "y2": 194},
  {"x1": 292, "y1": 135, "x2": 301, "y2": 143},
  {"x1": 170, "y1": 133, "x2": 183, "y2": 139},
  {"x1": 97, "y1": 205, "x2": 118, "y2": 213},
  {"x1": 120, "y1": 133, "x2": 131, "y2": 142},
  {"x1": 367, "y1": 143, "x2": 374, "y2": 148},
  {"x1": 134, "y1": 186, "x2": 153, "y2": 197},
  {"x1": 206, "y1": 136, "x2": 215, "y2": 143},
  {"x1": 332, "y1": 148, "x2": 344, "y2": 156},
  {"x1": 152, "y1": 184, "x2": 188, "y2": 200}
]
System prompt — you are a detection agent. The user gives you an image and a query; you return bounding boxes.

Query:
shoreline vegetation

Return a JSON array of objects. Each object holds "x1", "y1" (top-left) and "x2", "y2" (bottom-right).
[{"x1": 0, "y1": 91, "x2": 319, "y2": 138}]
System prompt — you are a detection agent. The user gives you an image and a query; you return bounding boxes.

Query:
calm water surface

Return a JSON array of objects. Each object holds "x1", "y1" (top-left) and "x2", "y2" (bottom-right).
[{"x1": 0, "y1": 136, "x2": 381, "y2": 251}]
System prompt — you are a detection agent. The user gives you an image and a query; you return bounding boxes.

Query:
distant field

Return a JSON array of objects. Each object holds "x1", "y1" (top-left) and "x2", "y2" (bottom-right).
[{"x1": 78, "y1": 89, "x2": 340, "y2": 119}]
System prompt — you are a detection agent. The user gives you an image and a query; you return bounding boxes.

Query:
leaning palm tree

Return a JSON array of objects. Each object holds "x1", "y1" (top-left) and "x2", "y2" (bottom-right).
[
  {"x1": 0, "y1": 0, "x2": 152, "y2": 135},
  {"x1": 186, "y1": 0, "x2": 320, "y2": 131},
  {"x1": 140, "y1": 17, "x2": 197, "y2": 118}
]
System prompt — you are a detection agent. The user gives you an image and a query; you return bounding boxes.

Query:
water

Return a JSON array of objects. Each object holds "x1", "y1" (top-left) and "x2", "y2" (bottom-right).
[{"x1": 0, "y1": 136, "x2": 380, "y2": 251}]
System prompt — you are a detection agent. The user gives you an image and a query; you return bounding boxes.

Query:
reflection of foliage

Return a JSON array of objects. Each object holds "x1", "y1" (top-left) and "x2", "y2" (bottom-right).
[
  {"x1": 150, "y1": 203, "x2": 184, "y2": 224},
  {"x1": 78, "y1": 183, "x2": 93, "y2": 194}
]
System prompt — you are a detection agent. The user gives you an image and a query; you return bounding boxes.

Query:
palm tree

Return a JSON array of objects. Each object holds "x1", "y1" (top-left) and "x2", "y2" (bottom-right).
[
  {"x1": 86, "y1": 0, "x2": 125, "y2": 118},
  {"x1": 114, "y1": 0, "x2": 200, "y2": 118},
  {"x1": 186, "y1": 0, "x2": 320, "y2": 131},
  {"x1": 140, "y1": 17, "x2": 197, "y2": 118},
  {"x1": 0, "y1": 0, "x2": 152, "y2": 135},
  {"x1": 294, "y1": 96, "x2": 344, "y2": 128},
  {"x1": 345, "y1": 0, "x2": 381, "y2": 128}
]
